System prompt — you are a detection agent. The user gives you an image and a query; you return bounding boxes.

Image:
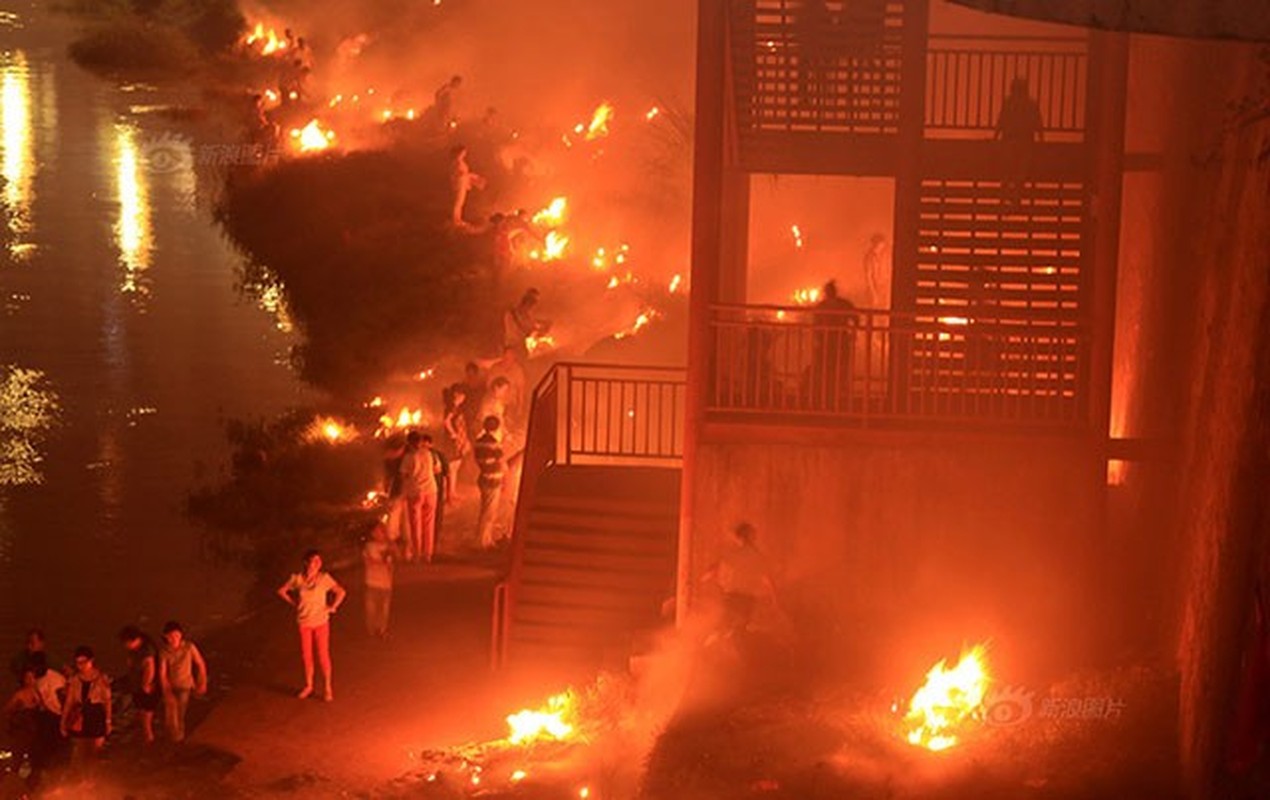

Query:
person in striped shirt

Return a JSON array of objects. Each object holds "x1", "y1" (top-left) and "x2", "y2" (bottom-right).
[{"x1": 473, "y1": 415, "x2": 506, "y2": 549}]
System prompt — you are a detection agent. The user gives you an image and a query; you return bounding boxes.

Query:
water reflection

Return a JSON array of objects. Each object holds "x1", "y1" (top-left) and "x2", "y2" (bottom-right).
[
  {"x1": 1, "y1": 50, "x2": 34, "y2": 259},
  {"x1": 0, "y1": 365, "x2": 58, "y2": 487},
  {"x1": 113, "y1": 123, "x2": 153, "y2": 297}
]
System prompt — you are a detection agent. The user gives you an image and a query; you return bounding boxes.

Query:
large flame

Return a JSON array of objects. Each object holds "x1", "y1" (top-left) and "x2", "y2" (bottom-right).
[
  {"x1": 530, "y1": 230, "x2": 570, "y2": 262},
  {"x1": 290, "y1": 119, "x2": 335, "y2": 153},
  {"x1": 904, "y1": 645, "x2": 991, "y2": 752},
  {"x1": 244, "y1": 22, "x2": 289, "y2": 56},
  {"x1": 505, "y1": 691, "x2": 577, "y2": 745},
  {"x1": 532, "y1": 196, "x2": 568, "y2": 228},
  {"x1": 375, "y1": 407, "x2": 424, "y2": 438}
]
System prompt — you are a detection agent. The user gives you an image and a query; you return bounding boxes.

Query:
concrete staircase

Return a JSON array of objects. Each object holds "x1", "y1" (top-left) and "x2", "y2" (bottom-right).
[{"x1": 501, "y1": 465, "x2": 680, "y2": 673}]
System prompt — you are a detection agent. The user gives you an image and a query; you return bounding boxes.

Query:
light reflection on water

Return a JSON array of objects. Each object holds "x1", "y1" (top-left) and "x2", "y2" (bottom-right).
[
  {"x1": 1, "y1": 49, "x2": 35, "y2": 259},
  {"x1": 112, "y1": 123, "x2": 153, "y2": 297},
  {"x1": 0, "y1": 364, "x2": 58, "y2": 489},
  {"x1": 0, "y1": 8, "x2": 311, "y2": 651}
]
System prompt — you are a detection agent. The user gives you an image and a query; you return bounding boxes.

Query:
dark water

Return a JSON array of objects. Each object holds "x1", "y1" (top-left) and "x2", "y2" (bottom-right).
[{"x1": 0, "y1": 2, "x2": 310, "y2": 662}]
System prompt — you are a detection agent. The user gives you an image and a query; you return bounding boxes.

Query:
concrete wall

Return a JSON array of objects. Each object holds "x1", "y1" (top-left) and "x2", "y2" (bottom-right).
[
  {"x1": 1111, "y1": 30, "x2": 1269, "y2": 799},
  {"x1": 687, "y1": 430, "x2": 1103, "y2": 682}
]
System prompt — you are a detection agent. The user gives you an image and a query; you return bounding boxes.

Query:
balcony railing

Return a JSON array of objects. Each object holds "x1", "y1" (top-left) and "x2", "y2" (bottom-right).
[
  {"x1": 731, "y1": 0, "x2": 906, "y2": 135},
  {"x1": 709, "y1": 304, "x2": 1089, "y2": 429},
  {"x1": 925, "y1": 35, "x2": 1088, "y2": 141}
]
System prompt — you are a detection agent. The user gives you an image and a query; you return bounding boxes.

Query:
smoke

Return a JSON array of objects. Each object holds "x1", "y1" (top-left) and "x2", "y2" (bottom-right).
[{"x1": 247, "y1": 0, "x2": 695, "y2": 125}]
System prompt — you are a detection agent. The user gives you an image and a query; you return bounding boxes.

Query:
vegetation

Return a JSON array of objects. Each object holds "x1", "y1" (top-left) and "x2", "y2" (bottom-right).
[{"x1": 64, "y1": 0, "x2": 244, "y2": 77}]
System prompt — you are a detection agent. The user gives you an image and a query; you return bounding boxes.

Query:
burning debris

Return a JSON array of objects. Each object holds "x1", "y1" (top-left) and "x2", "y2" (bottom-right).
[{"x1": 903, "y1": 645, "x2": 992, "y2": 752}]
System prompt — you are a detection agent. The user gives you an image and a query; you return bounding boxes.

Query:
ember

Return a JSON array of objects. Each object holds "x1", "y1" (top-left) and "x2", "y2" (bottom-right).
[{"x1": 904, "y1": 644, "x2": 991, "y2": 752}]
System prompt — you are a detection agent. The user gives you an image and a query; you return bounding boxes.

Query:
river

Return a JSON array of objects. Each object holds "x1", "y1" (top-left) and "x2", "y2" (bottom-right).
[{"x1": 0, "y1": 1, "x2": 310, "y2": 662}]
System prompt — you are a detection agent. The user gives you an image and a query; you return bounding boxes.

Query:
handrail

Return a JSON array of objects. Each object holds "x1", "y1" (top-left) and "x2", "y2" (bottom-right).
[
  {"x1": 708, "y1": 304, "x2": 1090, "y2": 429},
  {"x1": 497, "y1": 362, "x2": 686, "y2": 668}
]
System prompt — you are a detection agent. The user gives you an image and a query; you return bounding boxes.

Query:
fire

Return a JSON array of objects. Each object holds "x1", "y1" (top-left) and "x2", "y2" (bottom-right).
[
  {"x1": 668, "y1": 274, "x2": 683, "y2": 294},
  {"x1": 244, "y1": 23, "x2": 289, "y2": 56},
  {"x1": 376, "y1": 407, "x2": 424, "y2": 437},
  {"x1": 290, "y1": 119, "x2": 336, "y2": 153},
  {"x1": 306, "y1": 416, "x2": 355, "y2": 444},
  {"x1": 613, "y1": 308, "x2": 659, "y2": 340},
  {"x1": 583, "y1": 102, "x2": 614, "y2": 141},
  {"x1": 532, "y1": 196, "x2": 568, "y2": 228},
  {"x1": 505, "y1": 690, "x2": 577, "y2": 745},
  {"x1": 903, "y1": 645, "x2": 991, "y2": 752},
  {"x1": 791, "y1": 224, "x2": 805, "y2": 249},
  {"x1": 529, "y1": 230, "x2": 570, "y2": 262},
  {"x1": 792, "y1": 286, "x2": 822, "y2": 305},
  {"x1": 526, "y1": 332, "x2": 557, "y2": 356}
]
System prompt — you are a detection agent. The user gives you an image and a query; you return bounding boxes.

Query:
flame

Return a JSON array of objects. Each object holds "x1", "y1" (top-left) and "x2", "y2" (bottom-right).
[
  {"x1": 904, "y1": 645, "x2": 991, "y2": 752},
  {"x1": 306, "y1": 416, "x2": 356, "y2": 444},
  {"x1": 668, "y1": 274, "x2": 683, "y2": 294},
  {"x1": 526, "y1": 332, "x2": 557, "y2": 356},
  {"x1": 376, "y1": 407, "x2": 424, "y2": 437},
  {"x1": 791, "y1": 224, "x2": 804, "y2": 249},
  {"x1": 290, "y1": 119, "x2": 335, "y2": 153},
  {"x1": 244, "y1": 22, "x2": 289, "y2": 56},
  {"x1": 505, "y1": 691, "x2": 577, "y2": 745},
  {"x1": 613, "y1": 308, "x2": 659, "y2": 340},
  {"x1": 792, "y1": 286, "x2": 822, "y2": 305},
  {"x1": 529, "y1": 230, "x2": 570, "y2": 262},
  {"x1": 532, "y1": 196, "x2": 568, "y2": 228},
  {"x1": 645, "y1": 106, "x2": 660, "y2": 121},
  {"x1": 583, "y1": 102, "x2": 614, "y2": 141}
]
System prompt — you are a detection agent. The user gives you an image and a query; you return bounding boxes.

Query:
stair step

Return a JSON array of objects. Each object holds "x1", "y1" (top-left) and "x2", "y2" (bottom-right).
[
  {"x1": 524, "y1": 531, "x2": 676, "y2": 557},
  {"x1": 530, "y1": 494, "x2": 679, "y2": 519},
  {"x1": 522, "y1": 548, "x2": 674, "y2": 573},
  {"x1": 517, "y1": 567, "x2": 675, "y2": 593},
  {"x1": 516, "y1": 581, "x2": 671, "y2": 609},
  {"x1": 525, "y1": 511, "x2": 678, "y2": 537}
]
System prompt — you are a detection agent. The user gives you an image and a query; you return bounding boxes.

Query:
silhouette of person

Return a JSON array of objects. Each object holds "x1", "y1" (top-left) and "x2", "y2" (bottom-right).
[{"x1": 995, "y1": 77, "x2": 1043, "y2": 206}]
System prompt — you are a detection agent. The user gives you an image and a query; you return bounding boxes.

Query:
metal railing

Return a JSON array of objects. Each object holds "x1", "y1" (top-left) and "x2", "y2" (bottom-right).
[
  {"x1": 709, "y1": 304, "x2": 1089, "y2": 429},
  {"x1": 496, "y1": 362, "x2": 686, "y2": 668},
  {"x1": 925, "y1": 35, "x2": 1088, "y2": 140}
]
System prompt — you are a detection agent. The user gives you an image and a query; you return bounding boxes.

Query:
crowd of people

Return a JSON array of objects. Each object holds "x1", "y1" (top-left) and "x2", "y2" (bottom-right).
[{"x1": 3, "y1": 624, "x2": 208, "y2": 783}]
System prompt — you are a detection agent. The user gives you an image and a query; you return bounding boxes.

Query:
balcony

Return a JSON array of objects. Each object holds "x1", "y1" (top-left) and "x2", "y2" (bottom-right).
[{"x1": 707, "y1": 304, "x2": 1090, "y2": 431}]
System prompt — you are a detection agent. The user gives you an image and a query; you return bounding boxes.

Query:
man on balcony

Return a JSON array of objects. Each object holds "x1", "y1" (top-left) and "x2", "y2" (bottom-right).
[{"x1": 811, "y1": 280, "x2": 857, "y2": 412}]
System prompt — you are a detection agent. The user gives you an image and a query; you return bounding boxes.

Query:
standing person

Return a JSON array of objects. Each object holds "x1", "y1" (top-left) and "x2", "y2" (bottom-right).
[
  {"x1": 442, "y1": 383, "x2": 472, "y2": 490},
  {"x1": 60, "y1": 646, "x2": 110, "y2": 764},
  {"x1": 27, "y1": 652, "x2": 65, "y2": 772},
  {"x1": 118, "y1": 626, "x2": 160, "y2": 744},
  {"x1": 811, "y1": 279, "x2": 856, "y2": 411},
  {"x1": 277, "y1": 550, "x2": 346, "y2": 701},
  {"x1": 157, "y1": 622, "x2": 207, "y2": 743},
  {"x1": 400, "y1": 431, "x2": 439, "y2": 563},
  {"x1": 995, "y1": 77, "x2": 1043, "y2": 205},
  {"x1": 485, "y1": 346, "x2": 528, "y2": 427},
  {"x1": 433, "y1": 75, "x2": 463, "y2": 126},
  {"x1": 863, "y1": 233, "x2": 890, "y2": 309},
  {"x1": 382, "y1": 435, "x2": 408, "y2": 544},
  {"x1": 4, "y1": 666, "x2": 41, "y2": 766},
  {"x1": 362, "y1": 522, "x2": 397, "y2": 640},
  {"x1": 449, "y1": 144, "x2": 486, "y2": 228},
  {"x1": 702, "y1": 522, "x2": 777, "y2": 639},
  {"x1": 459, "y1": 362, "x2": 487, "y2": 437},
  {"x1": 9, "y1": 628, "x2": 48, "y2": 682},
  {"x1": 503, "y1": 288, "x2": 549, "y2": 360},
  {"x1": 423, "y1": 433, "x2": 452, "y2": 550},
  {"x1": 473, "y1": 415, "x2": 508, "y2": 549}
]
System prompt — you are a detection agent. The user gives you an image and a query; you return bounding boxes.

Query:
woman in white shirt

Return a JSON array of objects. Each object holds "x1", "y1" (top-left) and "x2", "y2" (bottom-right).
[{"x1": 277, "y1": 550, "x2": 346, "y2": 701}]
